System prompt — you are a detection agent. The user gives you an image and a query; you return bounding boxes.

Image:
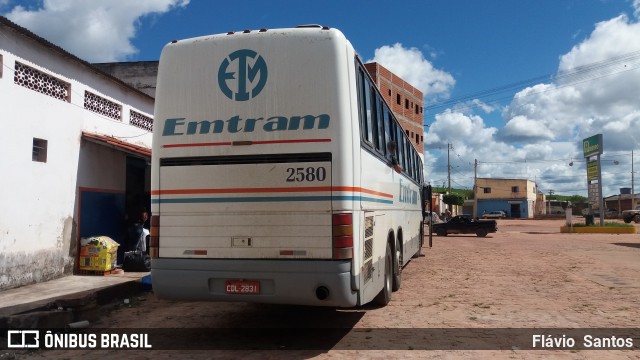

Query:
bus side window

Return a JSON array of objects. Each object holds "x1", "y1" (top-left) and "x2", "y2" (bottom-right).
[
  {"x1": 383, "y1": 106, "x2": 392, "y2": 159},
  {"x1": 416, "y1": 154, "x2": 422, "y2": 182},
  {"x1": 357, "y1": 68, "x2": 373, "y2": 145},
  {"x1": 396, "y1": 125, "x2": 405, "y2": 172},
  {"x1": 369, "y1": 85, "x2": 380, "y2": 150},
  {"x1": 356, "y1": 69, "x2": 366, "y2": 141},
  {"x1": 394, "y1": 125, "x2": 400, "y2": 168},
  {"x1": 376, "y1": 97, "x2": 385, "y2": 153},
  {"x1": 363, "y1": 81, "x2": 374, "y2": 144},
  {"x1": 415, "y1": 154, "x2": 420, "y2": 183},
  {"x1": 404, "y1": 138, "x2": 410, "y2": 176},
  {"x1": 410, "y1": 141, "x2": 415, "y2": 178}
]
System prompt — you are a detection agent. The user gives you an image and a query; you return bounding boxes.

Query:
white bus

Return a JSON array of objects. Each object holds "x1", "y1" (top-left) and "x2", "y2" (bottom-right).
[{"x1": 150, "y1": 25, "x2": 425, "y2": 307}]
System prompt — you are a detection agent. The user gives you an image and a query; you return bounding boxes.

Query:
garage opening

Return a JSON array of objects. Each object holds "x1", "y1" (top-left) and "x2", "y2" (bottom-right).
[{"x1": 76, "y1": 133, "x2": 151, "y2": 269}]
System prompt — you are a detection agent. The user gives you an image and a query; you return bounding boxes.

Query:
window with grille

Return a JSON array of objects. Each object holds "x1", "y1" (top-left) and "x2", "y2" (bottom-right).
[
  {"x1": 483, "y1": 187, "x2": 492, "y2": 194},
  {"x1": 512, "y1": 186, "x2": 520, "y2": 193},
  {"x1": 32, "y1": 138, "x2": 48, "y2": 162},
  {"x1": 130, "y1": 110, "x2": 153, "y2": 131},
  {"x1": 84, "y1": 91, "x2": 122, "y2": 120},
  {"x1": 14, "y1": 62, "x2": 70, "y2": 102}
]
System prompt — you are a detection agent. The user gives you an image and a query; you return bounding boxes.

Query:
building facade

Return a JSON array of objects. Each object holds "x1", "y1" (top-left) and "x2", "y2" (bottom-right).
[
  {"x1": 604, "y1": 193, "x2": 640, "y2": 214},
  {"x1": 363, "y1": 62, "x2": 424, "y2": 153},
  {"x1": 0, "y1": 17, "x2": 154, "y2": 290},
  {"x1": 92, "y1": 61, "x2": 159, "y2": 98},
  {"x1": 475, "y1": 178, "x2": 538, "y2": 218}
]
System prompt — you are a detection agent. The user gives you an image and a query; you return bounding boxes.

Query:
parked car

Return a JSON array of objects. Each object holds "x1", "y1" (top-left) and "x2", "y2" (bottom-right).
[
  {"x1": 432, "y1": 215, "x2": 498, "y2": 237},
  {"x1": 481, "y1": 211, "x2": 506, "y2": 219},
  {"x1": 583, "y1": 208, "x2": 619, "y2": 218},
  {"x1": 605, "y1": 208, "x2": 618, "y2": 218},
  {"x1": 623, "y1": 206, "x2": 640, "y2": 223}
]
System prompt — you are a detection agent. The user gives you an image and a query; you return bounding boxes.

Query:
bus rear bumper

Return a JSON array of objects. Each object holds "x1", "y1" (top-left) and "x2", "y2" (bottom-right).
[{"x1": 151, "y1": 258, "x2": 358, "y2": 307}]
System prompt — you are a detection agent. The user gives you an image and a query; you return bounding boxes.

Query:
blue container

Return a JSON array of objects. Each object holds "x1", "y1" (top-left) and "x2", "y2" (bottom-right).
[{"x1": 141, "y1": 274, "x2": 152, "y2": 291}]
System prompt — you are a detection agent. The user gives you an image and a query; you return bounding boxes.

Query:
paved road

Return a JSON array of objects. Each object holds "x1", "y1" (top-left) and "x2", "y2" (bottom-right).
[{"x1": 9, "y1": 219, "x2": 640, "y2": 359}]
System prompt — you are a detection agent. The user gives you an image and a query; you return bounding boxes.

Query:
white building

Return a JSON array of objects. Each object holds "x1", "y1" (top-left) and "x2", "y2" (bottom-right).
[{"x1": 0, "y1": 16, "x2": 154, "y2": 290}]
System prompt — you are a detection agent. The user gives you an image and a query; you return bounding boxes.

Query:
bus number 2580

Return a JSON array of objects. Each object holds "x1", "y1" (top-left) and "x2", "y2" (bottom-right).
[{"x1": 286, "y1": 167, "x2": 327, "y2": 182}]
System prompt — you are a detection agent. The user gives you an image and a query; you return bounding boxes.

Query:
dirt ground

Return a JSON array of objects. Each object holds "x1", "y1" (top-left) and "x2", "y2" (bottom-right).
[{"x1": 10, "y1": 219, "x2": 640, "y2": 359}]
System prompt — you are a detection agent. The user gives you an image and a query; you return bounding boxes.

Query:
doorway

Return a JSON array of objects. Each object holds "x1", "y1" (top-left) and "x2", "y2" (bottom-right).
[{"x1": 510, "y1": 203, "x2": 521, "y2": 218}]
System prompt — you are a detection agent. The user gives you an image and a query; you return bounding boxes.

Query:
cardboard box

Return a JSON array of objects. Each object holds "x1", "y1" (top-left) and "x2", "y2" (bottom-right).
[{"x1": 79, "y1": 236, "x2": 119, "y2": 271}]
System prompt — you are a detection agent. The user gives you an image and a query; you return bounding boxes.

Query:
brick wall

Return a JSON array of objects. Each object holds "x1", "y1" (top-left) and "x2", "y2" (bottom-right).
[{"x1": 364, "y1": 62, "x2": 424, "y2": 153}]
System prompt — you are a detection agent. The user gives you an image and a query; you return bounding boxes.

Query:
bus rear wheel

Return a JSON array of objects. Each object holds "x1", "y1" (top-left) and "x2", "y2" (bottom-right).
[
  {"x1": 374, "y1": 243, "x2": 392, "y2": 306},
  {"x1": 392, "y1": 239, "x2": 402, "y2": 291}
]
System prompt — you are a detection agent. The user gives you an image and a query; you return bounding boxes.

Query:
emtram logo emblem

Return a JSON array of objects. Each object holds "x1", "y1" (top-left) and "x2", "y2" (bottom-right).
[{"x1": 218, "y1": 49, "x2": 268, "y2": 101}]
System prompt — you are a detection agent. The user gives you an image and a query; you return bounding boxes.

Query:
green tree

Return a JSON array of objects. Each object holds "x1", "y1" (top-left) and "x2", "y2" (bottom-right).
[
  {"x1": 443, "y1": 193, "x2": 465, "y2": 207},
  {"x1": 567, "y1": 195, "x2": 587, "y2": 204}
]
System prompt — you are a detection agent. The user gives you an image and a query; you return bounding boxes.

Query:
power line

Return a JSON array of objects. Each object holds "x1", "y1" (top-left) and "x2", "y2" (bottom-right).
[{"x1": 425, "y1": 49, "x2": 640, "y2": 113}]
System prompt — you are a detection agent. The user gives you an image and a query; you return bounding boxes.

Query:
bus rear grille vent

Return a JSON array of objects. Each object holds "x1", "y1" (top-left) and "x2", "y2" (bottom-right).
[
  {"x1": 364, "y1": 238, "x2": 373, "y2": 259},
  {"x1": 363, "y1": 259, "x2": 373, "y2": 282},
  {"x1": 364, "y1": 216, "x2": 374, "y2": 238}
]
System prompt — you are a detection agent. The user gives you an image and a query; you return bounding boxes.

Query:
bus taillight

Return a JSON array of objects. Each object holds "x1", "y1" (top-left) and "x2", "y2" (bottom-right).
[
  {"x1": 150, "y1": 215, "x2": 160, "y2": 259},
  {"x1": 332, "y1": 213, "x2": 353, "y2": 260}
]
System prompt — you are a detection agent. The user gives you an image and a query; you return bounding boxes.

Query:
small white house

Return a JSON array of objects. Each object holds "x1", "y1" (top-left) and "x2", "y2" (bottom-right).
[{"x1": 0, "y1": 16, "x2": 154, "y2": 290}]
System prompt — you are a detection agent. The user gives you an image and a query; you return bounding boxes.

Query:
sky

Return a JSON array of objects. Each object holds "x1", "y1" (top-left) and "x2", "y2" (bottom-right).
[{"x1": 3, "y1": 0, "x2": 640, "y2": 199}]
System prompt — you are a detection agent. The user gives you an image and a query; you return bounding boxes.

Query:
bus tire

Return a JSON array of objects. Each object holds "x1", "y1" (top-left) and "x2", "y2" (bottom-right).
[
  {"x1": 392, "y1": 239, "x2": 402, "y2": 292},
  {"x1": 634, "y1": 215, "x2": 640, "y2": 224},
  {"x1": 476, "y1": 229, "x2": 488, "y2": 237},
  {"x1": 373, "y1": 243, "x2": 392, "y2": 306}
]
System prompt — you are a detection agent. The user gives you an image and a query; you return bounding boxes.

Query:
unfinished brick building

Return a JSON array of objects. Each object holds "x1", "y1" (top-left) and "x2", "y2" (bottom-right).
[{"x1": 364, "y1": 62, "x2": 424, "y2": 153}]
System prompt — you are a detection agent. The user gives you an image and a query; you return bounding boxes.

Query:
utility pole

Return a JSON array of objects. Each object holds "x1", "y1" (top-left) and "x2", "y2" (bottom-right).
[
  {"x1": 632, "y1": 150, "x2": 635, "y2": 210},
  {"x1": 447, "y1": 143, "x2": 451, "y2": 194},
  {"x1": 473, "y1": 159, "x2": 478, "y2": 218},
  {"x1": 548, "y1": 189, "x2": 554, "y2": 214}
]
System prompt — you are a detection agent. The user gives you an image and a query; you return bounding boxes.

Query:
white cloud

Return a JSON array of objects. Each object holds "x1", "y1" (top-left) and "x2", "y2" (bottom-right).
[
  {"x1": 367, "y1": 43, "x2": 455, "y2": 102},
  {"x1": 503, "y1": 14, "x2": 640, "y2": 152},
  {"x1": 3, "y1": 0, "x2": 189, "y2": 62},
  {"x1": 451, "y1": 99, "x2": 495, "y2": 115},
  {"x1": 425, "y1": 109, "x2": 497, "y2": 148},
  {"x1": 425, "y1": 7, "x2": 640, "y2": 197},
  {"x1": 499, "y1": 115, "x2": 555, "y2": 142}
]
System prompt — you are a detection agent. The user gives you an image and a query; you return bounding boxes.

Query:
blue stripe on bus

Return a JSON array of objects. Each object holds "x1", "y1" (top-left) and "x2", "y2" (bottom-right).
[{"x1": 151, "y1": 196, "x2": 393, "y2": 204}]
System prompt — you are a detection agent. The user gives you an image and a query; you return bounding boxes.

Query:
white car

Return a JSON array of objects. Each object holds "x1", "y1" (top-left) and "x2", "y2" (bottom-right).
[{"x1": 481, "y1": 211, "x2": 506, "y2": 219}]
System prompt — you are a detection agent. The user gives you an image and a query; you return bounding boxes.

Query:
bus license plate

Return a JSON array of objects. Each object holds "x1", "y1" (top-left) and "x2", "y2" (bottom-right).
[{"x1": 225, "y1": 280, "x2": 260, "y2": 294}]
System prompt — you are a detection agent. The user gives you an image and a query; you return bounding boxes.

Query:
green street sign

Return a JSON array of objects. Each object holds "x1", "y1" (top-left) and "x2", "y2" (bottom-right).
[
  {"x1": 587, "y1": 159, "x2": 598, "y2": 180},
  {"x1": 583, "y1": 134, "x2": 603, "y2": 158}
]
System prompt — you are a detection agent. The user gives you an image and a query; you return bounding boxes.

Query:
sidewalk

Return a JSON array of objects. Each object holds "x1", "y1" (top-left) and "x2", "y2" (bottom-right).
[{"x1": 0, "y1": 271, "x2": 149, "y2": 328}]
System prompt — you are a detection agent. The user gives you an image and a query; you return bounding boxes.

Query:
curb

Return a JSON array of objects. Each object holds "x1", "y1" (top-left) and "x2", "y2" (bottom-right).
[
  {"x1": 559, "y1": 226, "x2": 637, "y2": 234},
  {"x1": 0, "y1": 279, "x2": 144, "y2": 329}
]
